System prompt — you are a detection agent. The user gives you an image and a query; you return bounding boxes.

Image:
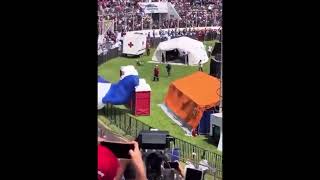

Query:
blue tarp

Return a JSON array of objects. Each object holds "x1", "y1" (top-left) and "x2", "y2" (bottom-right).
[
  {"x1": 100, "y1": 75, "x2": 139, "y2": 105},
  {"x1": 98, "y1": 76, "x2": 109, "y2": 83},
  {"x1": 198, "y1": 110, "x2": 213, "y2": 135}
]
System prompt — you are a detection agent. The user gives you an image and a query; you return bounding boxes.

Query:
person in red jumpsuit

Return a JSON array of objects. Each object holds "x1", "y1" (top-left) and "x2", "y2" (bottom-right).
[{"x1": 153, "y1": 65, "x2": 159, "y2": 81}]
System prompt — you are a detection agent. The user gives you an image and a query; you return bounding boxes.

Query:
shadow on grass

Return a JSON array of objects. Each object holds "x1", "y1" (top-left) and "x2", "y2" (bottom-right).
[
  {"x1": 113, "y1": 105, "x2": 132, "y2": 114},
  {"x1": 98, "y1": 109, "x2": 105, "y2": 116}
]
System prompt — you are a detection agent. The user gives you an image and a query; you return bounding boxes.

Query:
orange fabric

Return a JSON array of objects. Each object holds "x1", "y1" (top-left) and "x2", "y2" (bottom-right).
[{"x1": 164, "y1": 72, "x2": 220, "y2": 129}]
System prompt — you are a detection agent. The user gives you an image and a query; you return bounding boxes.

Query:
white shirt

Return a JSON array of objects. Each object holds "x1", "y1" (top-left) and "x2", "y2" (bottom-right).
[
  {"x1": 198, "y1": 159, "x2": 209, "y2": 171},
  {"x1": 184, "y1": 162, "x2": 197, "y2": 178}
]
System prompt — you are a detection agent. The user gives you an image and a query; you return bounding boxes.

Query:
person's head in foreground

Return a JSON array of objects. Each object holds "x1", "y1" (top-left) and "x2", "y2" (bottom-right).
[
  {"x1": 98, "y1": 144, "x2": 120, "y2": 180},
  {"x1": 98, "y1": 139, "x2": 147, "y2": 180}
]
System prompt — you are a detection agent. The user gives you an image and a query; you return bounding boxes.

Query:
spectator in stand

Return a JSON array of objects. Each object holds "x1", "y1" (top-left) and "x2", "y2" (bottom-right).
[
  {"x1": 198, "y1": 153, "x2": 210, "y2": 176},
  {"x1": 98, "y1": 143, "x2": 120, "y2": 180},
  {"x1": 98, "y1": 0, "x2": 222, "y2": 32},
  {"x1": 97, "y1": 0, "x2": 222, "y2": 53}
]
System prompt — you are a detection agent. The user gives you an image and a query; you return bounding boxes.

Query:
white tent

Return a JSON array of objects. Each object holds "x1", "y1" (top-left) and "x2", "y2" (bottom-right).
[{"x1": 152, "y1": 37, "x2": 208, "y2": 65}]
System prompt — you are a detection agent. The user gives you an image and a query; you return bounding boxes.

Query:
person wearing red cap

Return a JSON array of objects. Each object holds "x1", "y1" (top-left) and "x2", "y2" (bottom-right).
[
  {"x1": 98, "y1": 144, "x2": 120, "y2": 180},
  {"x1": 98, "y1": 139, "x2": 147, "y2": 180}
]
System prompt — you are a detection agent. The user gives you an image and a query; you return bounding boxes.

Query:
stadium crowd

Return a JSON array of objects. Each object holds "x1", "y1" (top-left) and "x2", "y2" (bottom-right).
[
  {"x1": 97, "y1": 0, "x2": 222, "y2": 53},
  {"x1": 98, "y1": 0, "x2": 222, "y2": 31}
]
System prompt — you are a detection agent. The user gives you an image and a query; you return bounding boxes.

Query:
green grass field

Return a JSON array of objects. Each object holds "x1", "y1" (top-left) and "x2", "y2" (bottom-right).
[{"x1": 98, "y1": 40, "x2": 221, "y2": 154}]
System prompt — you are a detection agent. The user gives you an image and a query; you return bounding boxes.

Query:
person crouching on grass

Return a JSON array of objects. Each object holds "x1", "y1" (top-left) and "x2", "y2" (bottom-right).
[{"x1": 153, "y1": 65, "x2": 159, "y2": 81}]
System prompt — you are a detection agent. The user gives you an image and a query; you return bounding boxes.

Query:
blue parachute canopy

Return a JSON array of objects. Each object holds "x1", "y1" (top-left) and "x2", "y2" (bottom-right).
[
  {"x1": 102, "y1": 75, "x2": 139, "y2": 105},
  {"x1": 98, "y1": 76, "x2": 109, "y2": 83}
]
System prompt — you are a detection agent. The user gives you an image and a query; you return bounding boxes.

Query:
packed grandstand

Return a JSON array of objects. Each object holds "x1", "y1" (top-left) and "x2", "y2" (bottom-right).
[{"x1": 98, "y1": 0, "x2": 222, "y2": 54}]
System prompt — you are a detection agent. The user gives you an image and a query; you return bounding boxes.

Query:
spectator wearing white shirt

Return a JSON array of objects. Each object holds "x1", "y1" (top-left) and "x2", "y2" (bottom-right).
[
  {"x1": 208, "y1": 45, "x2": 212, "y2": 57},
  {"x1": 198, "y1": 153, "x2": 209, "y2": 173},
  {"x1": 198, "y1": 60, "x2": 203, "y2": 71},
  {"x1": 184, "y1": 160, "x2": 196, "y2": 177}
]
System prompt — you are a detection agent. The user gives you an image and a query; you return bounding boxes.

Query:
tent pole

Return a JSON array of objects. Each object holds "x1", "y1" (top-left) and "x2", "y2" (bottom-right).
[
  {"x1": 196, "y1": 11, "x2": 198, "y2": 27},
  {"x1": 159, "y1": 13, "x2": 161, "y2": 28},
  {"x1": 142, "y1": 17, "x2": 144, "y2": 30},
  {"x1": 205, "y1": 11, "x2": 207, "y2": 27},
  {"x1": 219, "y1": 28, "x2": 223, "y2": 113},
  {"x1": 115, "y1": 13, "x2": 118, "y2": 31}
]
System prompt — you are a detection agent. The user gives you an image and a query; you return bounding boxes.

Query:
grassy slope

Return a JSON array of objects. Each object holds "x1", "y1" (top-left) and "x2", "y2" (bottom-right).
[{"x1": 98, "y1": 40, "x2": 220, "y2": 154}]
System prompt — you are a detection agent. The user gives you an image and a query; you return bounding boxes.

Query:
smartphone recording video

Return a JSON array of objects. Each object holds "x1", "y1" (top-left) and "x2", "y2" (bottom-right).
[
  {"x1": 163, "y1": 161, "x2": 179, "y2": 169},
  {"x1": 185, "y1": 168, "x2": 203, "y2": 180},
  {"x1": 100, "y1": 141, "x2": 134, "y2": 159}
]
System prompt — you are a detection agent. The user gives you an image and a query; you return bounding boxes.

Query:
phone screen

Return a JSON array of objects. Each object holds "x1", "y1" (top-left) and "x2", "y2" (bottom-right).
[
  {"x1": 185, "y1": 168, "x2": 203, "y2": 180},
  {"x1": 163, "y1": 162, "x2": 179, "y2": 169},
  {"x1": 100, "y1": 141, "x2": 134, "y2": 159}
]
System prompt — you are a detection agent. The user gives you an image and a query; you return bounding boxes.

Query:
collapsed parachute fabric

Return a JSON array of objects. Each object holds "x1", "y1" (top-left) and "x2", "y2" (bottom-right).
[{"x1": 97, "y1": 75, "x2": 139, "y2": 109}]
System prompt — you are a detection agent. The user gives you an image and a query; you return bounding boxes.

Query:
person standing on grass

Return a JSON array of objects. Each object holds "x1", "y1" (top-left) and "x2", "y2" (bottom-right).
[
  {"x1": 183, "y1": 51, "x2": 189, "y2": 66},
  {"x1": 198, "y1": 60, "x2": 203, "y2": 72},
  {"x1": 146, "y1": 42, "x2": 150, "y2": 56},
  {"x1": 166, "y1": 63, "x2": 171, "y2": 76},
  {"x1": 153, "y1": 65, "x2": 159, "y2": 81},
  {"x1": 161, "y1": 53, "x2": 165, "y2": 63},
  {"x1": 186, "y1": 52, "x2": 189, "y2": 65}
]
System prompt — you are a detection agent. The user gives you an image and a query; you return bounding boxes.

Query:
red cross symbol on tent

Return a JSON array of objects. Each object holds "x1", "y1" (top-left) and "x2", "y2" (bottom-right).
[{"x1": 128, "y1": 42, "x2": 134, "y2": 48}]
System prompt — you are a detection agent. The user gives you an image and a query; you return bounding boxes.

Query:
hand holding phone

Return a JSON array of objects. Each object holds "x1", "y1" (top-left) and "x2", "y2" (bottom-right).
[
  {"x1": 164, "y1": 162, "x2": 179, "y2": 169},
  {"x1": 129, "y1": 141, "x2": 147, "y2": 180},
  {"x1": 100, "y1": 141, "x2": 134, "y2": 159}
]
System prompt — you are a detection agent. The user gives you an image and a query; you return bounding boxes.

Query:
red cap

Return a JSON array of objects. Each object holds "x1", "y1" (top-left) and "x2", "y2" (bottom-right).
[{"x1": 98, "y1": 144, "x2": 120, "y2": 180}]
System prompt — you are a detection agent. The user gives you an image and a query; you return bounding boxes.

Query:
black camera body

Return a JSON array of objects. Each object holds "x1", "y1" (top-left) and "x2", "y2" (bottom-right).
[
  {"x1": 137, "y1": 130, "x2": 179, "y2": 180},
  {"x1": 137, "y1": 130, "x2": 170, "y2": 150}
]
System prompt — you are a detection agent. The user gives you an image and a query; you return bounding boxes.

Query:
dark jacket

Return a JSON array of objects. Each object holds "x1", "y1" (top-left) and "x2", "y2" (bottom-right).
[{"x1": 166, "y1": 64, "x2": 171, "y2": 71}]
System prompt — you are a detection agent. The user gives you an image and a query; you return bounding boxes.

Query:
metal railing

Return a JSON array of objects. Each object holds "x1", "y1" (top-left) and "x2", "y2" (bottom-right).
[
  {"x1": 102, "y1": 104, "x2": 222, "y2": 179},
  {"x1": 98, "y1": 47, "x2": 121, "y2": 66}
]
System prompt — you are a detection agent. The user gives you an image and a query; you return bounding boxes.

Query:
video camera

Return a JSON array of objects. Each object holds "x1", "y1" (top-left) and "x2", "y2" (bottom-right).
[
  {"x1": 138, "y1": 130, "x2": 205, "y2": 180},
  {"x1": 137, "y1": 130, "x2": 177, "y2": 180}
]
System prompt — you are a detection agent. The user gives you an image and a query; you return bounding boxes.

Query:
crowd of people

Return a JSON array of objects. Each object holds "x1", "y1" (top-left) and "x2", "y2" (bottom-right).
[
  {"x1": 97, "y1": 0, "x2": 222, "y2": 55},
  {"x1": 167, "y1": 0, "x2": 222, "y2": 29},
  {"x1": 98, "y1": 27, "x2": 221, "y2": 54},
  {"x1": 98, "y1": 0, "x2": 222, "y2": 32},
  {"x1": 158, "y1": 27, "x2": 221, "y2": 41},
  {"x1": 98, "y1": 135, "x2": 212, "y2": 180}
]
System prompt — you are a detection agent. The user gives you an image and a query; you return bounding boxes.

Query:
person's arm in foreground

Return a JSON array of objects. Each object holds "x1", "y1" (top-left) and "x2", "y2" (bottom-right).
[{"x1": 129, "y1": 141, "x2": 147, "y2": 180}]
